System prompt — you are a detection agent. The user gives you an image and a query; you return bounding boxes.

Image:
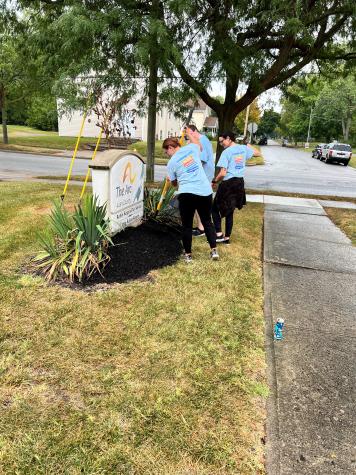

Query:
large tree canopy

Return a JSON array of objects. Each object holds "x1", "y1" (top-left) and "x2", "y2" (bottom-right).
[
  {"x1": 164, "y1": 0, "x2": 354, "y2": 133},
  {"x1": 14, "y1": 0, "x2": 356, "y2": 150}
]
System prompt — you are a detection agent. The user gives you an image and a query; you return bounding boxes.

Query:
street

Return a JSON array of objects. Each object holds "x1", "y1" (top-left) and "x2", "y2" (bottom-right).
[
  {"x1": 1, "y1": 143, "x2": 356, "y2": 198},
  {"x1": 245, "y1": 143, "x2": 356, "y2": 198}
]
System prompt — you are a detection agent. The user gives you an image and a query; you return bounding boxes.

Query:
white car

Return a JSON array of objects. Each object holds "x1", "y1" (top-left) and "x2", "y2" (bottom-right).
[{"x1": 321, "y1": 143, "x2": 352, "y2": 166}]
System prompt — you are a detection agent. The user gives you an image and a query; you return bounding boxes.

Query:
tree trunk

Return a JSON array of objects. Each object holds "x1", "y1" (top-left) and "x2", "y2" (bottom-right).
[
  {"x1": 344, "y1": 116, "x2": 352, "y2": 143},
  {"x1": 0, "y1": 88, "x2": 9, "y2": 145},
  {"x1": 216, "y1": 109, "x2": 236, "y2": 161}
]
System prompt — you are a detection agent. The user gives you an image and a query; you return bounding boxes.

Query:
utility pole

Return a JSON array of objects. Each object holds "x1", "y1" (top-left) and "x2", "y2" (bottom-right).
[
  {"x1": 306, "y1": 106, "x2": 313, "y2": 148},
  {"x1": 243, "y1": 104, "x2": 250, "y2": 138}
]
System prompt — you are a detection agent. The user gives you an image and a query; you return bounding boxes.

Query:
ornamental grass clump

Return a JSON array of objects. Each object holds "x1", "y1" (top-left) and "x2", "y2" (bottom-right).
[
  {"x1": 144, "y1": 182, "x2": 181, "y2": 231},
  {"x1": 35, "y1": 195, "x2": 113, "y2": 282}
]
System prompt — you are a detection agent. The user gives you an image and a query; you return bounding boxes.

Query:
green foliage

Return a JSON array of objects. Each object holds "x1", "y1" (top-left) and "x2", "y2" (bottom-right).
[
  {"x1": 26, "y1": 94, "x2": 58, "y2": 131},
  {"x1": 234, "y1": 99, "x2": 261, "y2": 134},
  {"x1": 35, "y1": 195, "x2": 113, "y2": 282},
  {"x1": 258, "y1": 110, "x2": 281, "y2": 138},
  {"x1": 17, "y1": 0, "x2": 355, "y2": 145},
  {"x1": 280, "y1": 74, "x2": 355, "y2": 143},
  {"x1": 144, "y1": 182, "x2": 181, "y2": 231}
]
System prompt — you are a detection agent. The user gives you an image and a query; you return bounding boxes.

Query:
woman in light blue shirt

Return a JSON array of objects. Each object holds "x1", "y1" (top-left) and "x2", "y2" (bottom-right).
[
  {"x1": 163, "y1": 137, "x2": 219, "y2": 262},
  {"x1": 212, "y1": 131, "x2": 261, "y2": 244}
]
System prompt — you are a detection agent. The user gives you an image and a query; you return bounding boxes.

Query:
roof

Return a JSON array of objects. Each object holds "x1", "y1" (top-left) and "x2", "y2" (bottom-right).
[
  {"x1": 187, "y1": 98, "x2": 209, "y2": 111},
  {"x1": 203, "y1": 116, "x2": 218, "y2": 128}
]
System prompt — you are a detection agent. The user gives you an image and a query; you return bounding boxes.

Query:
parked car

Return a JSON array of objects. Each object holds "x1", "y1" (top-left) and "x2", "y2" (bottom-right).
[
  {"x1": 321, "y1": 143, "x2": 352, "y2": 166},
  {"x1": 311, "y1": 144, "x2": 325, "y2": 159},
  {"x1": 258, "y1": 136, "x2": 268, "y2": 145}
]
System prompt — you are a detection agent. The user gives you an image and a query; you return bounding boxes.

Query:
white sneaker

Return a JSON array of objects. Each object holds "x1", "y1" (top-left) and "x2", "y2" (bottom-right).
[
  {"x1": 182, "y1": 253, "x2": 193, "y2": 263},
  {"x1": 210, "y1": 249, "x2": 219, "y2": 260}
]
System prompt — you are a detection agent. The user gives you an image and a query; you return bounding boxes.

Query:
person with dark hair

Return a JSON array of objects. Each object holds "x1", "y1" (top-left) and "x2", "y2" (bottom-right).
[
  {"x1": 212, "y1": 130, "x2": 261, "y2": 244},
  {"x1": 184, "y1": 124, "x2": 215, "y2": 238},
  {"x1": 162, "y1": 137, "x2": 219, "y2": 262}
]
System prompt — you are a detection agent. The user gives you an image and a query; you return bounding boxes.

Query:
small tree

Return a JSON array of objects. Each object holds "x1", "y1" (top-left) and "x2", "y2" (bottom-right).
[{"x1": 91, "y1": 87, "x2": 138, "y2": 147}]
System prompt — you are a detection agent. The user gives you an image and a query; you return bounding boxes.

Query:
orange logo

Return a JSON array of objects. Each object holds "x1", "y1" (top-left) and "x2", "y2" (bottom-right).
[{"x1": 122, "y1": 162, "x2": 137, "y2": 184}]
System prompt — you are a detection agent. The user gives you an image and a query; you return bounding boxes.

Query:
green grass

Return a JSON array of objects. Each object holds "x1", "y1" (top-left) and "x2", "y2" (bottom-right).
[
  {"x1": 0, "y1": 125, "x2": 98, "y2": 150},
  {"x1": 0, "y1": 182, "x2": 266, "y2": 474}
]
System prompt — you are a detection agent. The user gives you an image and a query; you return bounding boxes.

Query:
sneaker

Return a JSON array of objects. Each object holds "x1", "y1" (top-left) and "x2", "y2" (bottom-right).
[
  {"x1": 182, "y1": 253, "x2": 193, "y2": 263},
  {"x1": 210, "y1": 249, "x2": 219, "y2": 260},
  {"x1": 192, "y1": 228, "x2": 206, "y2": 237},
  {"x1": 216, "y1": 234, "x2": 225, "y2": 243},
  {"x1": 222, "y1": 238, "x2": 230, "y2": 245}
]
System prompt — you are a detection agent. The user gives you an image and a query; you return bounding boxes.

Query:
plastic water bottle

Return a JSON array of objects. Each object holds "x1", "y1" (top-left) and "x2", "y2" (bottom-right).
[{"x1": 274, "y1": 318, "x2": 285, "y2": 340}]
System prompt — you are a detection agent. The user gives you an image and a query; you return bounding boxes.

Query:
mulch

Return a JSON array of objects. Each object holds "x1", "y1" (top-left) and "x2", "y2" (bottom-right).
[{"x1": 88, "y1": 220, "x2": 182, "y2": 286}]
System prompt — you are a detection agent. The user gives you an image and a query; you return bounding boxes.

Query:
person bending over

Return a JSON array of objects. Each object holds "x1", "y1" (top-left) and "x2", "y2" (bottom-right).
[
  {"x1": 184, "y1": 125, "x2": 215, "y2": 238},
  {"x1": 212, "y1": 131, "x2": 261, "y2": 244},
  {"x1": 162, "y1": 137, "x2": 219, "y2": 262}
]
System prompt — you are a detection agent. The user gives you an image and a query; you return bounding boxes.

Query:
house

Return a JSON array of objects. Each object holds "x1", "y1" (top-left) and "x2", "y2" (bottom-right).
[
  {"x1": 58, "y1": 100, "x2": 182, "y2": 141},
  {"x1": 189, "y1": 98, "x2": 218, "y2": 137},
  {"x1": 202, "y1": 116, "x2": 218, "y2": 137},
  {"x1": 58, "y1": 94, "x2": 218, "y2": 140}
]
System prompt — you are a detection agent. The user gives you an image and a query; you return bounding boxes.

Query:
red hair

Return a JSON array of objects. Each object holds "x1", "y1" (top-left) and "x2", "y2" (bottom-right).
[{"x1": 162, "y1": 137, "x2": 180, "y2": 149}]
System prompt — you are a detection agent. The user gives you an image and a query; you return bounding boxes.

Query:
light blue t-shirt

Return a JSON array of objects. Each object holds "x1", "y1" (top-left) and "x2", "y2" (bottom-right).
[
  {"x1": 217, "y1": 144, "x2": 254, "y2": 180},
  {"x1": 199, "y1": 134, "x2": 215, "y2": 181},
  {"x1": 167, "y1": 143, "x2": 213, "y2": 196}
]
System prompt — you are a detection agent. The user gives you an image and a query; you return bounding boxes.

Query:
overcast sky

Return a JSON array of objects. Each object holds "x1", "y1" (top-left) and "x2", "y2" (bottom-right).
[{"x1": 209, "y1": 80, "x2": 282, "y2": 113}]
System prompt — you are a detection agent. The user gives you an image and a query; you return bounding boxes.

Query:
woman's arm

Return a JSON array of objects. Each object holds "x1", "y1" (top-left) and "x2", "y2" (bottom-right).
[
  {"x1": 185, "y1": 129, "x2": 203, "y2": 151},
  {"x1": 247, "y1": 144, "x2": 262, "y2": 156},
  {"x1": 213, "y1": 167, "x2": 227, "y2": 184},
  {"x1": 166, "y1": 177, "x2": 177, "y2": 187}
]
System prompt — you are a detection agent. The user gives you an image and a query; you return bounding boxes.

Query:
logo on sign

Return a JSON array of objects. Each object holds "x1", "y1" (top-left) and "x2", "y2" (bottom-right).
[{"x1": 122, "y1": 162, "x2": 137, "y2": 184}]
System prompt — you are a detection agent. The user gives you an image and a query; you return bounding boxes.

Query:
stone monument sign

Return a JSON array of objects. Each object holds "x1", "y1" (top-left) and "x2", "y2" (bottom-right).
[{"x1": 89, "y1": 149, "x2": 145, "y2": 235}]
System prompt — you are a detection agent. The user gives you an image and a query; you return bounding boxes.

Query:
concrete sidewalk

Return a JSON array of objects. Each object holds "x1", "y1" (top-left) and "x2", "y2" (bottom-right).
[
  {"x1": 263, "y1": 197, "x2": 356, "y2": 474},
  {"x1": 247, "y1": 194, "x2": 356, "y2": 210}
]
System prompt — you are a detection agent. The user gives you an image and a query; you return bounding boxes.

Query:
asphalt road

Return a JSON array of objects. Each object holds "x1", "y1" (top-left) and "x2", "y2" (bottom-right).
[
  {"x1": 245, "y1": 143, "x2": 356, "y2": 198},
  {"x1": 1, "y1": 144, "x2": 356, "y2": 198}
]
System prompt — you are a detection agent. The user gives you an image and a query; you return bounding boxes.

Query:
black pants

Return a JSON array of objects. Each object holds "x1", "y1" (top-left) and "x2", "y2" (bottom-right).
[
  {"x1": 212, "y1": 199, "x2": 234, "y2": 237},
  {"x1": 178, "y1": 193, "x2": 216, "y2": 254}
]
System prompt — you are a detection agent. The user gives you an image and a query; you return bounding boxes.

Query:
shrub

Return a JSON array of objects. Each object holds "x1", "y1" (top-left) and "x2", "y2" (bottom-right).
[
  {"x1": 26, "y1": 95, "x2": 58, "y2": 131},
  {"x1": 144, "y1": 182, "x2": 181, "y2": 231},
  {"x1": 35, "y1": 195, "x2": 113, "y2": 282}
]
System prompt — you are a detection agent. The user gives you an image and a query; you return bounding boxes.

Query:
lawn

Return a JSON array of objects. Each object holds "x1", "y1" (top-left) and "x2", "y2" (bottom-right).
[
  {"x1": 0, "y1": 182, "x2": 267, "y2": 474},
  {"x1": 325, "y1": 207, "x2": 356, "y2": 246},
  {"x1": 0, "y1": 125, "x2": 97, "y2": 150}
]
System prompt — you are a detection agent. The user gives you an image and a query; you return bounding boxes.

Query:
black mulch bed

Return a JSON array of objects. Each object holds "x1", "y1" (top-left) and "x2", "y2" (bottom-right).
[{"x1": 88, "y1": 220, "x2": 182, "y2": 285}]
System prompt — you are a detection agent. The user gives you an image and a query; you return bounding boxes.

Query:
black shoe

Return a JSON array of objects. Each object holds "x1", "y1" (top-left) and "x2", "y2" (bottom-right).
[
  {"x1": 222, "y1": 238, "x2": 230, "y2": 245},
  {"x1": 216, "y1": 234, "x2": 225, "y2": 242},
  {"x1": 192, "y1": 229, "x2": 206, "y2": 237}
]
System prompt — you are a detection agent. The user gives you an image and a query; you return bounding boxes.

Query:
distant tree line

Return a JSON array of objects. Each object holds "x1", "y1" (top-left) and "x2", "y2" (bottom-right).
[{"x1": 279, "y1": 74, "x2": 355, "y2": 145}]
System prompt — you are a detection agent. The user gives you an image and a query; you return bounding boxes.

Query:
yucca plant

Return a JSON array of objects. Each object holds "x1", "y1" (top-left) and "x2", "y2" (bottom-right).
[
  {"x1": 35, "y1": 195, "x2": 113, "y2": 283},
  {"x1": 144, "y1": 182, "x2": 181, "y2": 231}
]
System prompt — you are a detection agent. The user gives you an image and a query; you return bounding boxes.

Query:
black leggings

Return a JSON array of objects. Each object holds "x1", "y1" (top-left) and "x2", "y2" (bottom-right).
[
  {"x1": 178, "y1": 193, "x2": 216, "y2": 254},
  {"x1": 212, "y1": 199, "x2": 234, "y2": 237}
]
